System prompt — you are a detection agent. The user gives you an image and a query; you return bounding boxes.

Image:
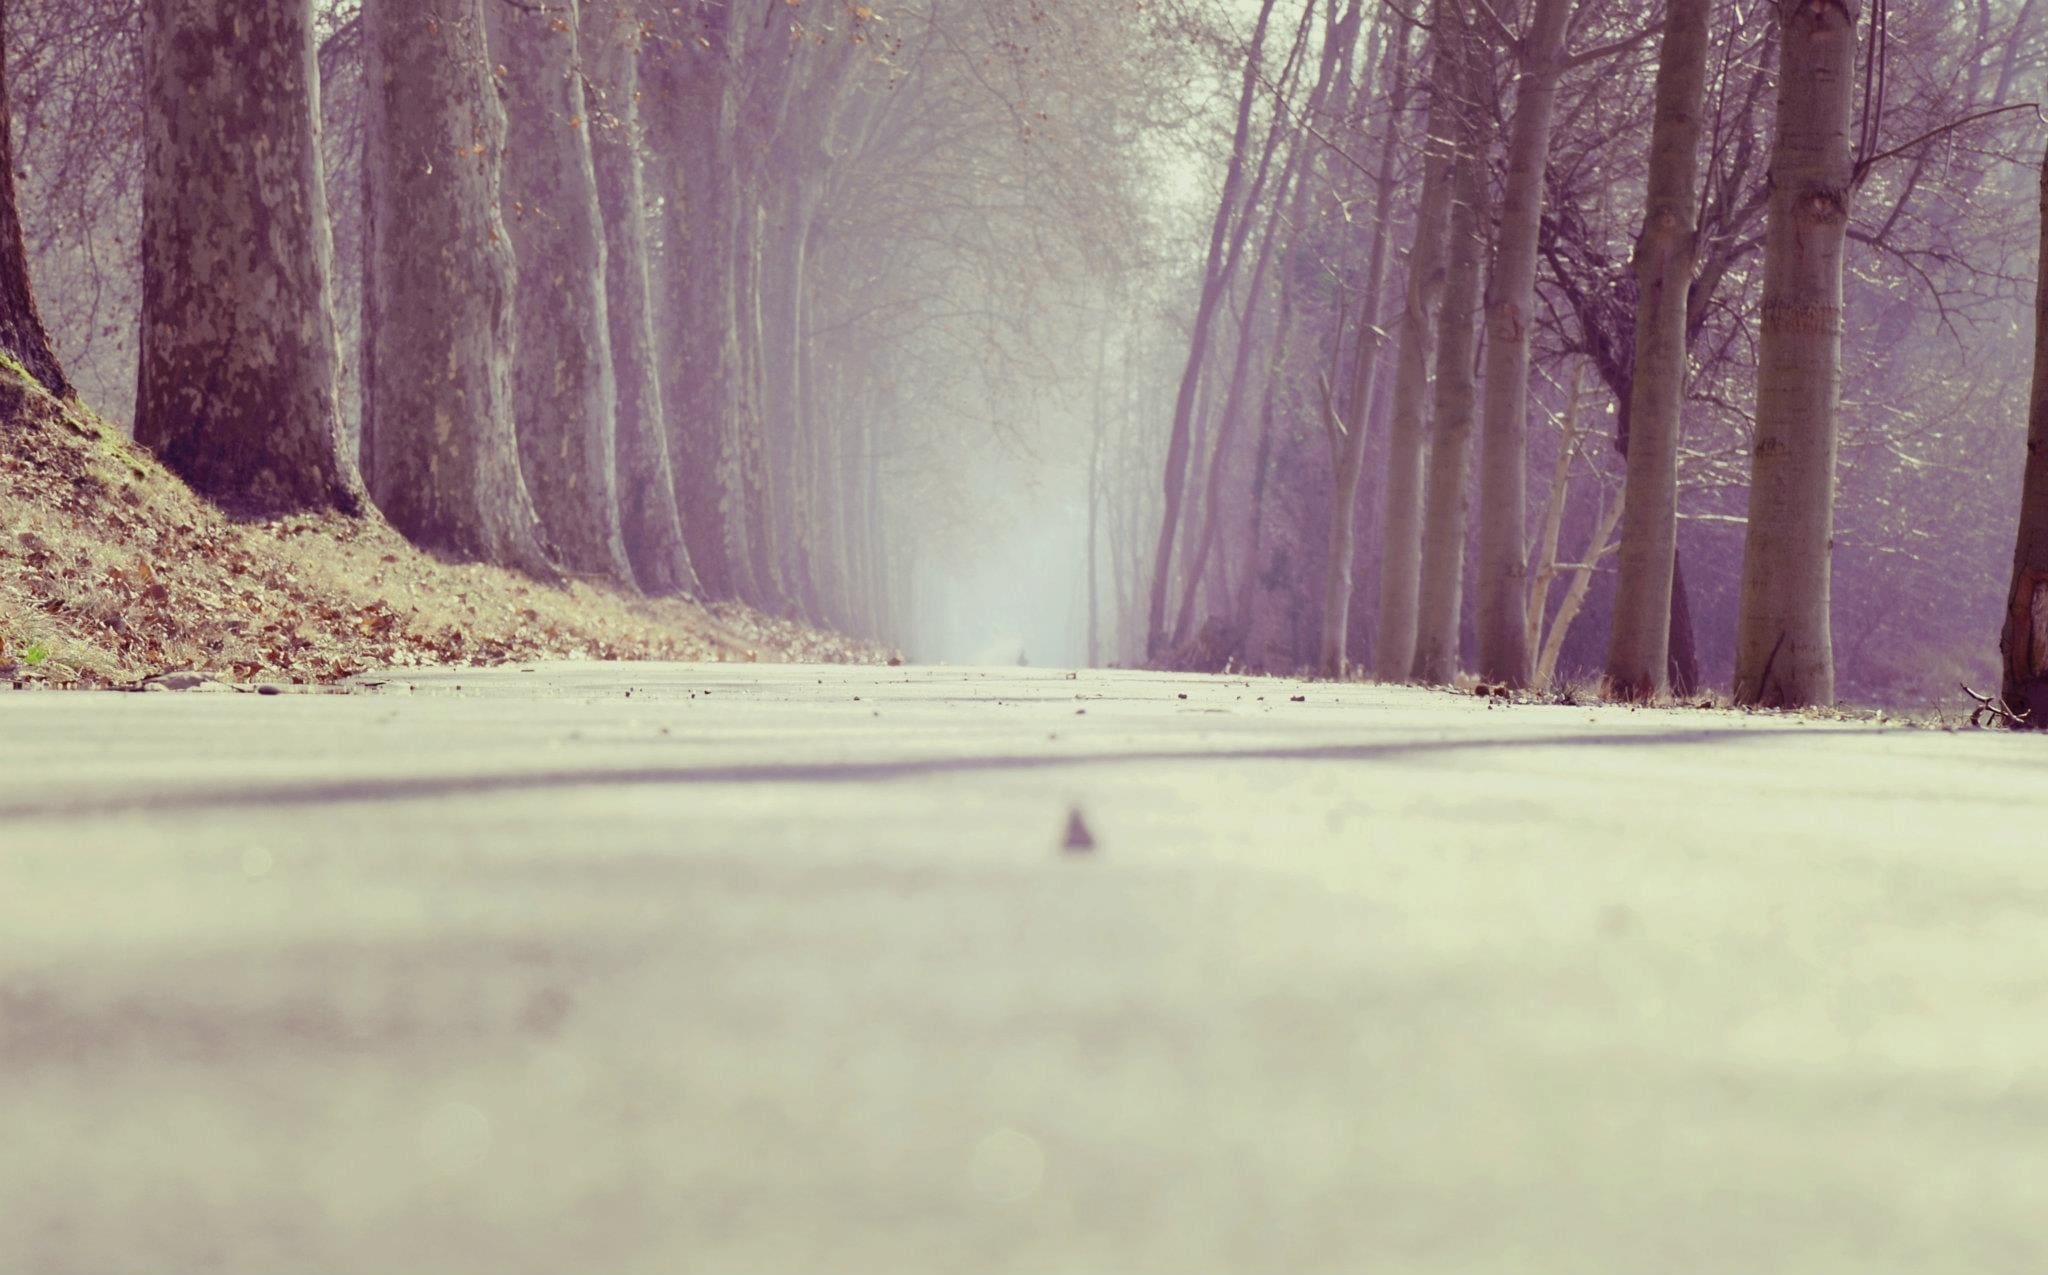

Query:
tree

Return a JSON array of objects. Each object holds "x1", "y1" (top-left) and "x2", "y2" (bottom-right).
[
  {"x1": 643, "y1": 8, "x2": 754, "y2": 603},
  {"x1": 360, "y1": 0, "x2": 550, "y2": 573},
  {"x1": 1411, "y1": 1, "x2": 1487, "y2": 686},
  {"x1": 1371, "y1": 0, "x2": 1457, "y2": 682},
  {"x1": 1172, "y1": 0, "x2": 1343, "y2": 654},
  {"x1": 1319, "y1": 13, "x2": 1408, "y2": 679},
  {"x1": 1604, "y1": 0, "x2": 1710, "y2": 700},
  {"x1": 0, "y1": 0, "x2": 67, "y2": 400},
  {"x1": 1732, "y1": 0, "x2": 1860, "y2": 708},
  {"x1": 133, "y1": 0, "x2": 361, "y2": 515},
  {"x1": 486, "y1": 0, "x2": 634, "y2": 586},
  {"x1": 582, "y1": 0, "x2": 697, "y2": 597},
  {"x1": 1145, "y1": 0, "x2": 1287, "y2": 661},
  {"x1": 1472, "y1": 0, "x2": 1573, "y2": 689},
  {"x1": 1998, "y1": 141, "x2": 2048, "y2": 726}
]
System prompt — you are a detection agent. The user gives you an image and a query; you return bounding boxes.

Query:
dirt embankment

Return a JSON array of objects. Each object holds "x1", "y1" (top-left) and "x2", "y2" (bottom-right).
[{"x1": 0, "y1": 362, "x2": 886, "y2": 688}]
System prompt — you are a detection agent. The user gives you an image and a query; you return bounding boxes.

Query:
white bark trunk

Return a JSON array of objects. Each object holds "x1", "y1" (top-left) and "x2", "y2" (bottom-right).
[
  {"x1": 1473, "y1": 0, "x2": 1572, "y2": 689},
  {"x1": 1371, "y1": 0, "x2": 1458, "y2": 682},
  {"x1": 1732, "y1": 0, "x2": 1859, "y2": 708},
  {"x1": 1605, "y1": 0, "x2": 1711, "y2": 699},
  {"x1": 1411, "y1": 7, "x2": 1487, "y2": 686}
]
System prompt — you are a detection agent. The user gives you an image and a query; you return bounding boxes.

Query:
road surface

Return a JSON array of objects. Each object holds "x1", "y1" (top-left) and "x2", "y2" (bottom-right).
[{"x1": 4, "y1": 662, "x2": 2046, "y2": 1273}]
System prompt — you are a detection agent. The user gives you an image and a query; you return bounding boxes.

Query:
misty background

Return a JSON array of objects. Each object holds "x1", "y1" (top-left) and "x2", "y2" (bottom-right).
[{"x1": 9, "y1": 0, "x2": 2041, "y2": 702}]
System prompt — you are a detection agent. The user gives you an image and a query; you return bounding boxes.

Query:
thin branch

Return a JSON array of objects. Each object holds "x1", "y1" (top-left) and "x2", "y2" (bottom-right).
[
  {"x1": 1561, "y1": 22, "x2": 1658, "y2": 72},
  {"x1": 1852, "y1": 101, "x2": 2042, "y2": 185},
  {"x1": 1466, "y1": 0, "x2": 1519, "y2": 53},
  {"x1": 1377, "y1": 0, "x2": 1432, "y2": 34}
]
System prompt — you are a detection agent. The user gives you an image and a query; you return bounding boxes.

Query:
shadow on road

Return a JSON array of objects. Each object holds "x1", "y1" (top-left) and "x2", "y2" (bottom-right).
[{"x1": 3, "y1": 726, "x2": 1867, "y2": 821}]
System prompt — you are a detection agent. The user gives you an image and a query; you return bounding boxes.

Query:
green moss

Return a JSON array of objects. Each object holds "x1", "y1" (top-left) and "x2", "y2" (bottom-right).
[{"x1": 0, "y1": 349, "x2": 41, "y2": 392}]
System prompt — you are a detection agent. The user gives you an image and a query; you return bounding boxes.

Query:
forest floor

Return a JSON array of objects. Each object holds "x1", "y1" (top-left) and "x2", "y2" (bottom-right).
[
  {"x1": 6, "y1": 662, "x2": 2046, "y2": 1273},
  {"x1": 0, "y1": 361, "x2": 883, "y2": 688}
]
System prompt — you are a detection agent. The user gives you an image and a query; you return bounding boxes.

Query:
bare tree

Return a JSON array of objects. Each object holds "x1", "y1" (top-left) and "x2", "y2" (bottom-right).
[
  {"x1": 1145, "y1": 0, "x2": 1288, "y2": 661},
  {"x1": 1473, "y1": 0, "x2": 1574, "y2": 688},
  {"x1": 1733, "y1": 0, "x2": 1860, "y2": 708},
  {"x1": 1999, "y1": 140, "x2": 2048, "y2": 726},
  {"x1": 1605, "y1": 0, "x2": 1711, "y2": 700},
  {"x1": 1318, "y1": 11, "x2": 1408, "y2": 679},
  {"x1": 1372, "y1": 0, "x2": 1458, "y2": 682},
  {"x1": 1412, "y1": 1, "x2": 1487, "y2": 685}
]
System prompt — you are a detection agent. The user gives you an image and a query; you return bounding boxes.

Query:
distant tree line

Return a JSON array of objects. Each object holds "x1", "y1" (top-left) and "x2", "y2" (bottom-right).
[
  {"x1": 0, "y1": 0, "x2": 1169, "y2": 651},
  {"x1": 1121, "y1": 0, "x2": 2048, "y2": 712}
]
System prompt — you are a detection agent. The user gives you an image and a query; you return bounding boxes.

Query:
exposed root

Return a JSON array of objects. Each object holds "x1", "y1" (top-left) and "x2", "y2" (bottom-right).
[{"x1": 1961, "y1": 683, "x2": 2030, "y2": 729}]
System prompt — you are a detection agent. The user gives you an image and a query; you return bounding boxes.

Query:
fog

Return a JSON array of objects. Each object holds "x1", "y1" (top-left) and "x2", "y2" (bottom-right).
[{"x1": 13, "y1": 0, "x2": 2048, "y2": 708}]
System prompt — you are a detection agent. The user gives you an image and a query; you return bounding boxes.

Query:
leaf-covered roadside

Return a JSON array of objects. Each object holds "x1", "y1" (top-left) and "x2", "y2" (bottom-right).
[{"x1": 0, "y1": 366, "x2": 890, "y2": 688}]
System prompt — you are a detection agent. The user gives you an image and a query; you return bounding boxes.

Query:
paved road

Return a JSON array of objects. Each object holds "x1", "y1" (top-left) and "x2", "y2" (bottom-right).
[{"x1": 4, "y1": 662, "x2": 2047, "y2": 1273}]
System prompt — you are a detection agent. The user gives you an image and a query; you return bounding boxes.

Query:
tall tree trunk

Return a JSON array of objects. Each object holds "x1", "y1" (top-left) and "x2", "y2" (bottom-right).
[
  {"x1": 1605, "y1": 0, "x2": 1710, "y2": 699},
  {"x1": 1088, "y1": 326, "x2": 1110, "y2": 667},
  {"x1": 485, "y1": 0, "x2": 634, "y2": 585},
  {"x1": 584, "y1": 0, "x2": 697, "y2": 596},
  {"x1": 135, "y1": 0, "x2": 361, "y2": 516},
  {"x1": 0, "y1": 0, "x2": 66, "y2": 400},
  {"x1": 842, "y1": 389, "x2": 877, "y2": 638},
  {"x1": 1233, "y1": 248, "x2": 1298, "y2": 637},
  {"x1": 1146, "y1": 0, "x2": 1286, "y2": 660},
  {"x1": 1411, "y1": 9, "x2": 1486, "y2": 686},
  {"x1": 1668, "y1": 550, "x2": 1700, "y2": 694},
  {"x1": 361, "y1": 0, "x2": 550, "y2": 573},
  {"x1": 733, "y1": 190, "x2": 786, "y2": 610},
  {"x1": 1733, "y1": 0, "x2": 1858, "y2": 708},
  {"x1": 771, "y1": 181, "x2": 826, "y2": 622},
  {"x1": 1371, "y1": 0, "x2": 1457, "y2": 682},
  {"x1": 1999, "y1": 142, "x2": 2048, "y2": 725},
  {"x1": 1473, "y1": 0, "x2": 1572, "y2": 688},
  {"x1": 1169, "y1": 0, "x2": 1355, "y2": 653},
  {"x1": 1172, "y1": 224, "x2": 1279, "y2": 648},
  {"x1": 644, "y1": 14, "x2": 752, "y2": 602},
  {"x1": 1321, "y1": 22, "x2": 1410, "y2": 678}
]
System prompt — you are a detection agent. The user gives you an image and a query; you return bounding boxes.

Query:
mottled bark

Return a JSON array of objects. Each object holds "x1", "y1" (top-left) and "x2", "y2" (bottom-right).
[
  {"x1": 1999, "y1": 143, "x2": 2048, "y2": 725},
  {"x1": 1411, "y1": 11, "x2": 1486, "y2": 686},
  {"x1": 361, "y1": 0, "x2": 550, "y2": 573},
  {"x1": 0, "y1": 0, "x2": 68, "y2": 400},
  {"x1": 1371, "y1": 0, "x2": 1457, "y2": 682},
  {"x1": 486, "y1": 0, "x2": 633, "y2": 585},
  {"x1": 583, "y1": 0, "x2": 697, "y2": 596},
  {"x1": 1472, "y1": 0, "x2": 1571, "y2": 689},
  {"x1": 1606, "y1": 0, "x2": 1710, "y2": 700},
  {"x1": 135, "y1": 0, "x2": 361, "y2": 516},
  {"x1": 1733, "y1": 0, "x2": 1858, "y2": 708},
  {"x1": 644, "y1": 17, "x2": 754, "y2": 602}
]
